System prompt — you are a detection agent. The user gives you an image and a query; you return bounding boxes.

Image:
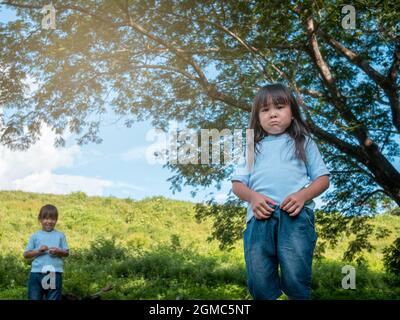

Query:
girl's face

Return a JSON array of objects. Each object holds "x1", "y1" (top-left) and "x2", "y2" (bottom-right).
[
  {"x1": 40, "y1": 217, "x2": 57, "y2": 232},
  {"x1": 258, "y1": 97, "x2": 293, "y2": 135}
]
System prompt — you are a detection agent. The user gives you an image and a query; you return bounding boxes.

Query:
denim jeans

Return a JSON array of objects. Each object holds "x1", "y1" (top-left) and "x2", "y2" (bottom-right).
[
  {"x1": 27, "y1": 272, "x2": 63, "y2": 300},
  {"x1": 243, "y1": 204, "x2": 317, "y2": 300}
]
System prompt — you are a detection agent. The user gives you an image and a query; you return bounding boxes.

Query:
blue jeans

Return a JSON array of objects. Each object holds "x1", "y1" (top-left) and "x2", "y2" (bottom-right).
[
  {"x1": 243, "y1": 204, "x2": 317, "y2": 300},
  {"x1": 27, "y1": 272, "x2": 63, "y2": 300}
]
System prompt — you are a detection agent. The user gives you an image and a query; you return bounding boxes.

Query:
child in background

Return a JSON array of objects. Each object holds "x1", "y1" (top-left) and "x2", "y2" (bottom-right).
[
  {"x1": 231, "y1": 83, "x2": 330, "y2": 300},
  {"x1": 24, "y1": 204, "x2": 69, "y2": 300}
]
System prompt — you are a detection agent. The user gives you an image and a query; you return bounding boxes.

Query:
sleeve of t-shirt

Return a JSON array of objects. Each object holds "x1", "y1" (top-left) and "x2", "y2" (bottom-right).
[
  {"x1": 25, "y1": 234, "x2": 36, "y2": 252},
  {"x1": 230, "y1": 151, "x2": 251, "y2": 186},
  {"x1": 305, "y1": 137, "x2": 331, "y2": 181},
  {"x1": 59, "y1": 233, "x2": 69, "y2": 251}
]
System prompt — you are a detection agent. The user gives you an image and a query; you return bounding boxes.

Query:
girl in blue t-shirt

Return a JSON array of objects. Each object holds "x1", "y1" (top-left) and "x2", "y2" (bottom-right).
[
  {"x1": 24, "y1": 204, "x2": 69, "y2": 300},
  {"x1": 231, "y1": 83, "x2": 330, "y2": 300}
]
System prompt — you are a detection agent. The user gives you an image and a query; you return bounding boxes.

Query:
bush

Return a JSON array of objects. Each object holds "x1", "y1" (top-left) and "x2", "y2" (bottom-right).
[
  {"x1": 68, "y1": 191, "x2": 88, "y2": 201},
  {"x1": 86, "y1": 237, "x2": 126, "y2": 261},
  {"x1": 383, "y1": 237, "x2": 400, "y2": 274},
  {"x1": 0, "y1": 255, "x2": 29, "y2": 289}
]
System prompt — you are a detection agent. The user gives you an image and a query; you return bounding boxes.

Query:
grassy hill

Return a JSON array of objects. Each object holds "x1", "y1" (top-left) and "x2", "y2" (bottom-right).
[{"x1": 0, "y1": 190, "x2": 399, "y2": 300}]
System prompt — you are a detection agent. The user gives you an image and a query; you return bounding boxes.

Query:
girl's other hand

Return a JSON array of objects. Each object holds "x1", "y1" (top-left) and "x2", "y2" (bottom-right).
[
  {"x1": 48, "y1": 247, "x2": 60, "y2": 256},
  {"x1": 39, "y1": 245, "x2": 48, "y2": 253},
  {"x1": 280, "y1": 192, "x2": 306, "y2": 217},
  {"x1": 250, "y1": 192, "x2": 276, "y2": 220}
]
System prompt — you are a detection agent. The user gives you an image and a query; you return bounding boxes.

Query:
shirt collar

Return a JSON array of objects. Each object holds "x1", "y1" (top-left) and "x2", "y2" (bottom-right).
[{"x1": 262, "y1": 132, "x2": 289, "y2": 141}]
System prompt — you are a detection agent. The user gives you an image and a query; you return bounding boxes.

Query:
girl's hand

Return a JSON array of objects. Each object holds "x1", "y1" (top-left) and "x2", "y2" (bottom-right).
[
  {"x1": 280, "y1": 191, "x2": 307, "y2": 217},
  {"x1": 48, "y1": 247, "x2": 61, "y2": 256},
  {"x1": 39, "y1": 245, "x2": 48, "y2": 253},
  {"x1": 250, "y1": 192, "x2": 276, "y2": 220}
]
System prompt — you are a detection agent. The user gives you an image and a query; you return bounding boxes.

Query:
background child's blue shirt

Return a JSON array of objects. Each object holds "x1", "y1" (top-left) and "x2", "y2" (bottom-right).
[
  {"x1": 25, "y1": 230, "x2": 69, "y2": 273},
  {"x1": 231, "y1": 132, "x2": 330, "y2": 222}
]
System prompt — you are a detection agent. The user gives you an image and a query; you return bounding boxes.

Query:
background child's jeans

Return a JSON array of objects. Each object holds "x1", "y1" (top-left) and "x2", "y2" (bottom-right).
[
  {"x1": 243, "y1": 204, "x2": 317, "y2": 300},
  {"x1": 28, "y1": 272, "x2": 63, "y2": 300}
]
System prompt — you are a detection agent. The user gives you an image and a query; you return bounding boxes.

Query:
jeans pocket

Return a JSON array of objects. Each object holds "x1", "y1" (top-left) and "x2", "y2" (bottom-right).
[
  {"x1": 303, "y1": 207, "x2": 315, "y2": 229},
  {"x1": 303, "y1": 207, "x2": 318, "y2": 243},
  {"x1": 243, "y1": 216, "x2": 255, "y2": 236}
]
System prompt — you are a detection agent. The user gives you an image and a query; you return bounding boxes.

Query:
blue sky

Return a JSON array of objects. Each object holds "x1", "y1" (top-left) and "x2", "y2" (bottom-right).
[
  {"x1": 56, "y1": 118, "x2": 233, "y2": 202},
  {"x1": 0, "y1": 5, "x2": 15, "y2": 22}
]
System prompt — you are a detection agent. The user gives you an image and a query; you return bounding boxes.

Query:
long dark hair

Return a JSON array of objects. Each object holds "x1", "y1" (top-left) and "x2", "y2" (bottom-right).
[{"x1": 249, "y1": 83, "x2": 310, "y2": 163}]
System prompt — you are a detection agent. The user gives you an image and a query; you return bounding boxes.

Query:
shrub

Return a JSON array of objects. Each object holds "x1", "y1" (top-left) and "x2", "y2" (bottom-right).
[
  {"x1": 86, "y1": 237, "x2": 126, "y2": 261},
  {"x1": 383, "y1": 237, "x2": 400, "y2": 274}
]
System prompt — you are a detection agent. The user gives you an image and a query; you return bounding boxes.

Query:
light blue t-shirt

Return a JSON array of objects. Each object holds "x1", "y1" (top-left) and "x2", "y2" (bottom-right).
[
  {"x1": 231, "y1": 132, "x2": 330, "y2": 222},
  {"x1": 25, "y1": 230, "x2": 69, "y2": 273}
]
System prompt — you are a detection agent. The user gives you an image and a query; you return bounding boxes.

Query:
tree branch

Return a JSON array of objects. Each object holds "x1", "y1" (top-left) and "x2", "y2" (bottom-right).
[
  {"x1": 119, "y1": 4, "x2": 251, "y2": 112},
  {"x1": 388, "y1": 45, "x2": 400, "y2": 84},
  {"x1": 302, "y1": 107, "x2": 368, "y2": 165},
  {"x1": 303, "y1": 16, "x2": 379, "y2": 146},
  {"x1": 121, "y1": 64, "x2": 200, "y2": 81},
  {"x1": 316, "y1": 28, "x2": 400, "y2": 132},
  {"x1": 157, "y1": 10, "x2": 274, "y2": 78},
  {"x1": 354, "y1": 189, "x2": 392, "y2": 206},
  {"x1": 317, "y1": 29, "x2": 388, "y2": 87},
  {"x1": 299, "y1": 88, "x2": 325, "y2": 98}
]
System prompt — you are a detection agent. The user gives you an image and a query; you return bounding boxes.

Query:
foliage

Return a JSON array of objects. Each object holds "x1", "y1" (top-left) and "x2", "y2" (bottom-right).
[
  {"x1": 195, "y1": 194, "x2": 246, "y2": 250},
  {"x1": 383, "y1": 237, "x2": 400, "y2": 274},
  {"x1": 0, "y1": 190, "x2": 399, "y2": 299}
]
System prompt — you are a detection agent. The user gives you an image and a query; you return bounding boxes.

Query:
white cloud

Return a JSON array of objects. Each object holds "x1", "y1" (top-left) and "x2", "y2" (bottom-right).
[
  {"x1": 11, "y1": 171, "x2": 146, "y2": 197},
  {"x1": 0, "y1": 125, "x2": 80, "y2": 183},
  {"x1": 13, "y1": 171, "x2": 114, "y2": 196},
  {"x1": 0, "y1": 124, "x2": 146, "y2": 196}
]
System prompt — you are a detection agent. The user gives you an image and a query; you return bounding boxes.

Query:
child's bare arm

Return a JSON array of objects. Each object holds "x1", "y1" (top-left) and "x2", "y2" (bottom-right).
[
  {"x1": 24, "y1": 250, "x2": 38, "y2": 259},
  {"x1": 297, "y1": 175, "x2": 330, "y2": 202},
  {"x1": 232, "y1": 181, "x2": 257, "y2": 203},
  {"x1": 23, "y1": 245, "x2": 48, "y2": 259}
]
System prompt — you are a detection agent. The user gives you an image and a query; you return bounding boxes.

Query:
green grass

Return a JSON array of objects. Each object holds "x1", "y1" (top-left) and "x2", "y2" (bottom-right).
[{"x1": 0, "y1": 190, "x2": 399, "y2": 300}]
